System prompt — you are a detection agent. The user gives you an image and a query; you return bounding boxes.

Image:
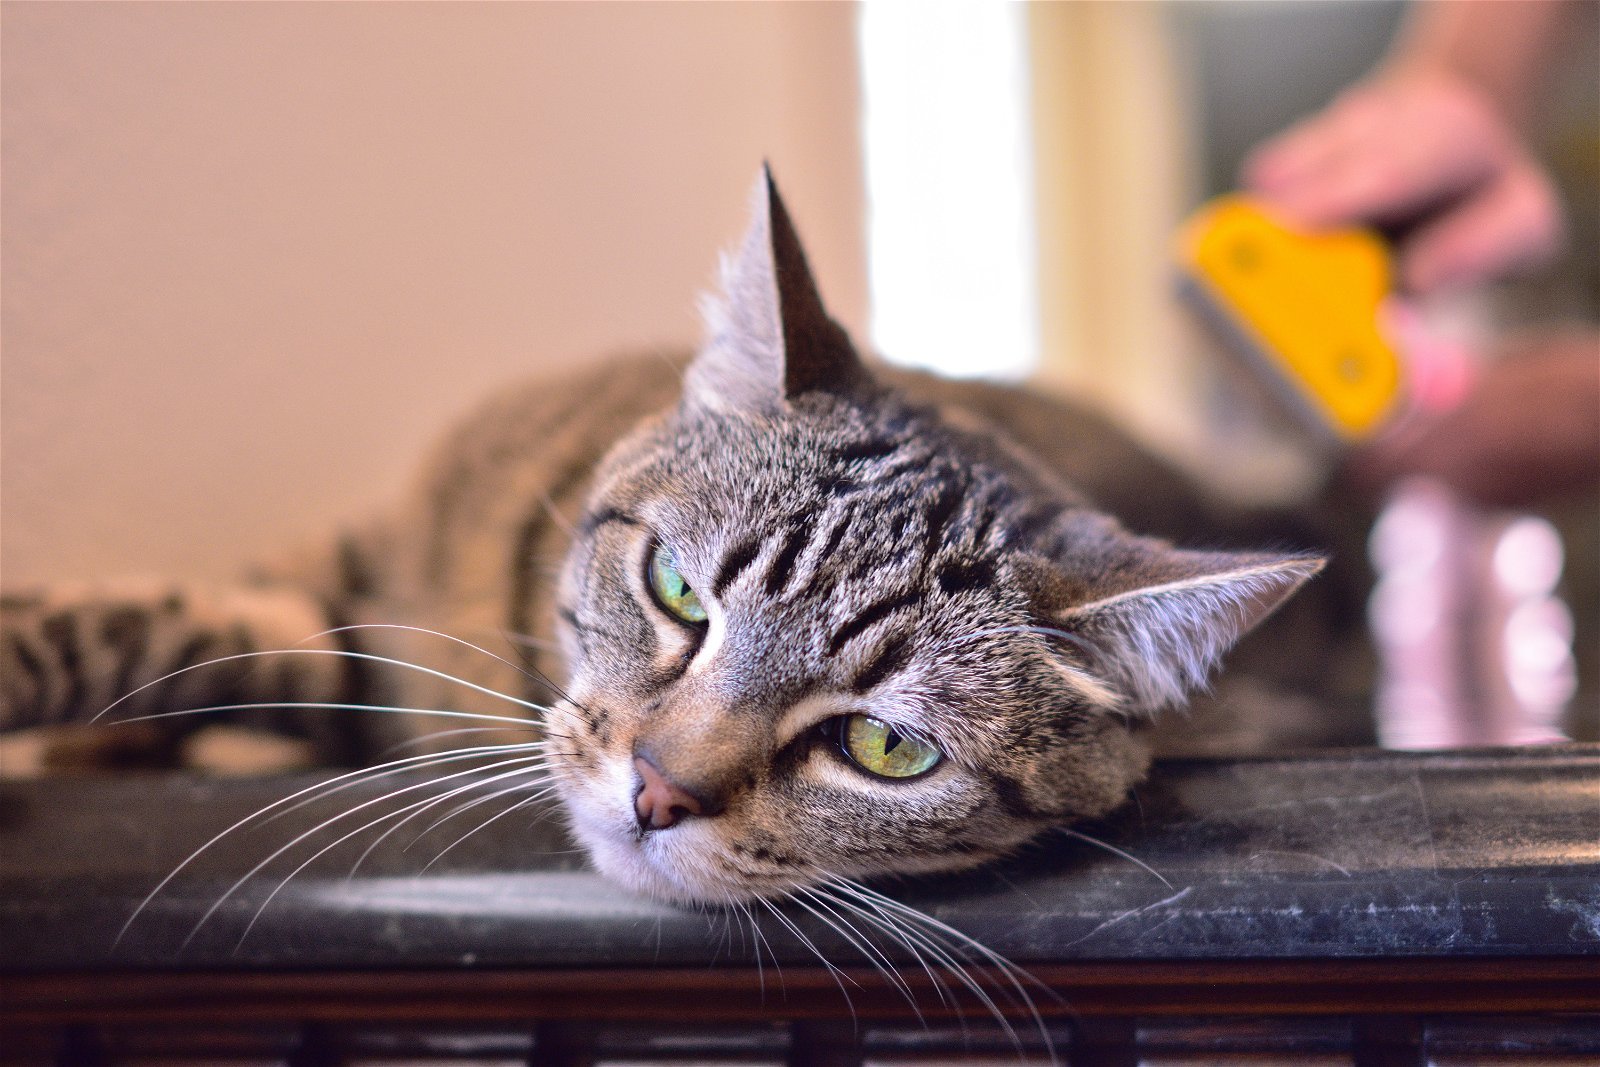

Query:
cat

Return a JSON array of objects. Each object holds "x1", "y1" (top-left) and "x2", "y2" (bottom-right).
[{"x1": 2, "y1": 168, "x2": 1353, "y2": 909}]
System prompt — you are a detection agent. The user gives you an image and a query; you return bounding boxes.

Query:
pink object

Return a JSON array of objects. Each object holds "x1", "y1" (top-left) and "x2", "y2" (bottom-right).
[
  {"x1": 1369, "y1": 478, "x2": 1574, "y2": 749},
  {"x1": 1380, "y1": 298, "x2": 1478, "y2": 415}
]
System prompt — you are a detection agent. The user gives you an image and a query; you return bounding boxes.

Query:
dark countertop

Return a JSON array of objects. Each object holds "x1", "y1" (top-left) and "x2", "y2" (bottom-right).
[{"x1": 1, "y1": 745, "x2": 1596, "y2": 972}]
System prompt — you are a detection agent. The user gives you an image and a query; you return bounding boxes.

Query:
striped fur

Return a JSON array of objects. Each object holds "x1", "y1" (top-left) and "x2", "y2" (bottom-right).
[{"x1": 1, "y1": 170, "x2": 1338, "y2": 903}]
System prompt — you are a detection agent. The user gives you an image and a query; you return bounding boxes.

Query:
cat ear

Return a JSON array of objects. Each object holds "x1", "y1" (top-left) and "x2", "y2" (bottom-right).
[
  {"x1": 1054, "y1": 551, "x2": 1323, "y2": 714},
  {"x1": 686, "y1": 165, "x2": 869, "y2": 412}
]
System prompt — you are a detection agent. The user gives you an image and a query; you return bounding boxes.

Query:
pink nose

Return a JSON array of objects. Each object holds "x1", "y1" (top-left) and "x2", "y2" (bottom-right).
[{"x1": 633, "y1": 755, "x2": 708, "y2": 830}]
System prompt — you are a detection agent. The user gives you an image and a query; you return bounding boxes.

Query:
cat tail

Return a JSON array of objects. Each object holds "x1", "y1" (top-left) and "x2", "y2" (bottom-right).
[{"x1": 0, "y1": 534, "x2": 387, "y2": 770}]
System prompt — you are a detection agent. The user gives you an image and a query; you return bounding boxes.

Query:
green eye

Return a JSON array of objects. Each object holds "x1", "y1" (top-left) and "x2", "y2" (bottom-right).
[
  {"x1": 841, "y1": 714, "x2": 942, "y2": 779},
  {"x1": 648, "y1": 542, "x2": 708, "y2": 624}
]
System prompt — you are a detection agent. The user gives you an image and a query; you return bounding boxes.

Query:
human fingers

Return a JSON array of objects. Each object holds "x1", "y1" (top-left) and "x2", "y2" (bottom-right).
[
  {"x1": 1242, "y1": 87, "x2": 1391, "y2": 220},
  {"x1": 1242, "y1": 101, "x2": 1364, "y2": 199},
  {"x1": 1347, "y1": 335, "x2": 1600, "y2": 507},
  {"x1": 1398, "y1": 156, "x2": 1564, "y2": 292},
  {"x1": 1244, "y1": 73, "x2": 1511, "y2": 229}
]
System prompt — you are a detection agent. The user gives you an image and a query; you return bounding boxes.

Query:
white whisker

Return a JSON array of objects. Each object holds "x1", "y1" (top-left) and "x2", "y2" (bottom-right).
[
  {"x1": 228, "y1": 755, "x2": 560, "y2": 951},
  {"x1": 92, "y1": 648, "x2": 555, "y2": 724},
  {"x1": 411, "y1": 773, "x2": 555, "y2": 842},
  {"x1": 374, "y1": 726, "x2": 535, "y2": 760},
  {"x1": 735, "y1": 900, "x2": 780, "y2": 1001},
  {"x1": 343, "y1": 758, "x2": 558, "y2": 878},
  {"x1": 179, "y1": 753, "x2": 552, "y2": 950},
  {"x1": 822, "y1": 883, "x2": 1017, "y2": 1049},
  {"x1": 311, "y1": 622, "x2": 579, "y2": 709},
  {"x1": 813, "y1": 887, "x2": 983, "y2": 1053},
  {"x1": 792, "y1": 886, "x2": 925, "y2": 1027},
  {"x1": 809, "y1": 885, "x2": 957, "y2": 1012},
  {"x1": 262, "y1": 742, "x2": 550, "y2": 828},
  {"x1": 1060, "y1": 827, "x2": 1173, "y2": 889},
  {"x1": 822, "y1": 875, "x2": 1058, "y2": 1057},
  {"x1": 418, "y1": 784, "x2": 560, "y2": 873},
  {"x1": 757, "y1": 895, "x2": 859, "y2": 1029},
  {"x1": 101, "y1": 700, "x2": 545, "y2": 731},
  {"x1": 535, "y1": 489, "x2": 576, "y2": 539},
  {"x1": 498, "y1": 631, "x2": 561, "y2": 654},
  {"x1": 308, "y1": 622, "x2": 534, "y2": 680},
  {"x1": 114, "y1": 740, "x2": 549, "y2": 947},
  {"x1": 829, "y1": 877, "x2": 1051, "y2": 1000}
]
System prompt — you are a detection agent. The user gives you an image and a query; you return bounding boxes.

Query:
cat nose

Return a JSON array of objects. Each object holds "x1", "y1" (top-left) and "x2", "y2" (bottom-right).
[{"x1": 633, "y1": 753, "x2": 723, "y2": 831}]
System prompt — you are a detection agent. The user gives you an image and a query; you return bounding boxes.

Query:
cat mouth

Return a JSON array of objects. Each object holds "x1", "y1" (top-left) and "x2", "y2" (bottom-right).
[
  {"x1": 579, "y1": 815, "x2": 784, "y2": 905},
  {"x1": 557, "y1": 777, "x2": 797, "y2": 905}
]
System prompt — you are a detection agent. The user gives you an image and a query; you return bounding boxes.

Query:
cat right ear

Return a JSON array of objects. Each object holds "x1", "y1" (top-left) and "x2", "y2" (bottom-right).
[
  {"x1": 685, "y1": 166, "x2": 871, "y2": 413},
  {"x1": 1053, "y1": 550, "x2": 1324, "y2": 715}
]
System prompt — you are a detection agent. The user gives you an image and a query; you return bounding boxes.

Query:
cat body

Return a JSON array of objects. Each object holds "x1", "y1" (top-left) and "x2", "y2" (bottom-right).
[{"x1": 2, "y1": 171, "x2": 1356, "y2": 906}]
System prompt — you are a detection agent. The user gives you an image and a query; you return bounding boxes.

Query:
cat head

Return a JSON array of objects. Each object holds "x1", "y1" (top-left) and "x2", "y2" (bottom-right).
[{"x1": 548, "y1": 168, "x2": 1321, "y2": 905}]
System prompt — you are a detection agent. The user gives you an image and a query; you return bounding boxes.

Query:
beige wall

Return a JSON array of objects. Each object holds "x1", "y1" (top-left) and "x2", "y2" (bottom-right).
[{"x1": 3, "y1": 1, "x2": 867, "y2": 584}]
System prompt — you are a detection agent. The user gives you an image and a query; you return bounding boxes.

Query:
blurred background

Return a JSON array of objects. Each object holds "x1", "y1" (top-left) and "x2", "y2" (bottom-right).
[
  {"x1": 3, "y1": 2, "x2": 869, "y2": 585},
  {"x1": 4, "y1": 2, "x2": 1596, "y2": 739}
]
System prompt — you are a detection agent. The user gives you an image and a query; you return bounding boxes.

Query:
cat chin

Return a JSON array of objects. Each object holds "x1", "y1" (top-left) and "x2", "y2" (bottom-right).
[
  {"x1": 577, "y1": 826, "x2": 704, "y2": 905},
  {"x1": 570, "y1": 813, "x2": 784, "y2": 906}
]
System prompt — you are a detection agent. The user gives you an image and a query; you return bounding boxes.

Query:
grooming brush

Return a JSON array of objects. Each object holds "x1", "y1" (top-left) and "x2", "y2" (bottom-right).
[
  {"x1": 1175, "y1": 194, "x2": 1406, "y2": 443},
  {"x1": 1177, "y1": 198, "x2": 1574, "y2": 747}
]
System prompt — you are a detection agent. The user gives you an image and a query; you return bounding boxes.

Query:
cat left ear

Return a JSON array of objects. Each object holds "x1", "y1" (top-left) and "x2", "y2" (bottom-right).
[
  {"x1": 1055, "y1": 551, "x2": 1323, "y2": 715},
  {"x1": 686, "y1": 165, "x2": 870, "y2": 413}
]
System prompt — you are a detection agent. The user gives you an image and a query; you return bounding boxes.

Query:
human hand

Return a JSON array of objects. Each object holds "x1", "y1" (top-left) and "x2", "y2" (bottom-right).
[
  {"x1": 1243, "y1": 69, "x2": 1563, "y2": 294},
  {"x1": 1343, "y1": 331, "x2": 1600, "y2": 508}
]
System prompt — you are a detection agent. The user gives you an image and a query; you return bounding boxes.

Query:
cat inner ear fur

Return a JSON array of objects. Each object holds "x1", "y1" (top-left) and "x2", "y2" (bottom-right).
[
  {"x1": 1055, "y1": 551, "x2": 1324, "y2": 715},
  {"x1": 686, "y1": 166, "x2": 871, "y2": 413}
]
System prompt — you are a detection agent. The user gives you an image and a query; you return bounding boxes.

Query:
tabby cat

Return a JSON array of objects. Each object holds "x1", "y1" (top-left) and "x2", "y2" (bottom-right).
[{"x1": 2, "y1": 169, "x2": 1349, "y2": 907}]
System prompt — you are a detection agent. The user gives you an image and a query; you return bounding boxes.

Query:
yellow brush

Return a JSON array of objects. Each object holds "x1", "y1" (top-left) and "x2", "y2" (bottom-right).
[{"x1": 1175, "y1": 195, "x2": 1405, "y2": 442}]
